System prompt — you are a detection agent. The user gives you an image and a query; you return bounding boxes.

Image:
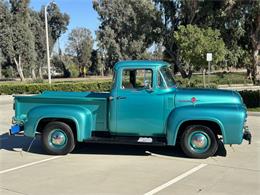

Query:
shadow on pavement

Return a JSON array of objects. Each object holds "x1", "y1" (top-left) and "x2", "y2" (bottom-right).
[
  {"x1": 0, "y1": 132, "x2": 45, "y2": 154},
  {"x1": 0, "y1": 132, "x2": 226, "y2": 158}
]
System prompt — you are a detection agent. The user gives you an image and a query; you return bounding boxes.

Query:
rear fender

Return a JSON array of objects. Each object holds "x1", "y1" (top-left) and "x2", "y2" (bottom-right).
[{"x1": 24, "y1": 105, "x2": 93, "y2": 141}]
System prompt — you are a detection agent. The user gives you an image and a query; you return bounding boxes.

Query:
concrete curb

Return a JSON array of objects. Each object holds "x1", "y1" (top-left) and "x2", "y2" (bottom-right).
[{"x1": 248, "y1": 112, "x2": 260, "y2": 116}]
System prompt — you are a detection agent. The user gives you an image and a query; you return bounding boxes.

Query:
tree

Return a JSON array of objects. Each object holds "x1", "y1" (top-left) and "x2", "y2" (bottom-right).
[
  {"x1": 240, "y1": 1, "x2": 260, "y2": 83},
  {"x1": 29, "y1": 10, "x2": 47, "y2": 79},
  {"x1": 36, "y1": 4, "x2": 70, "y2": 78},
  {"x1": 93, "y1": 0, "x2": 162, "y2": 69},
  {"x1": 65, "y1": 28, "x2": 94, "y2": 77},
  {"x1": 90, "y1": 49, "x2": 104, "y2": 76},
  {"x1": 0, "y1": 48, "x2": 4, "y2": 79},
  {"x1": 0, "y1": 0, "x2": 70, "y2": 80},
  {"x1": 8, "y1": 0, "x2": 37, "y2": 81},
  {"x1": 174, "y1": 25, "x2": 226, "y2": 77},
  {"x1": 39, "y1": 4, "x2": 70, "y2": 51},
  {"x1": 0, "y1": 0, "x2": 15, "y2": 78}
]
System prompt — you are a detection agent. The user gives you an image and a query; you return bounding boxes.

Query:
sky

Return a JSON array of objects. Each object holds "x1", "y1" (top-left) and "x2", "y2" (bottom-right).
[{"x1": 30, "y1": 0, "x2": 100, "y2": 51}]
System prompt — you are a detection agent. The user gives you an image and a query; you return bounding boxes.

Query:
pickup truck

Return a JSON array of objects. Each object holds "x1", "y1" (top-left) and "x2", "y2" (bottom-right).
[{"x1": 10, "y1": 60, "x2": 251, "y2": 158}]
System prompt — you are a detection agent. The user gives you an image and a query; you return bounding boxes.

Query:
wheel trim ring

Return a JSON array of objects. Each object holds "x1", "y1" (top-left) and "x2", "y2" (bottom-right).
[
  {"x1": 188, "y1": 130, "x2": 211, "y2": 154},
  {"x1": 48, "y1": 129, "x2": 68, "y2": 150}
]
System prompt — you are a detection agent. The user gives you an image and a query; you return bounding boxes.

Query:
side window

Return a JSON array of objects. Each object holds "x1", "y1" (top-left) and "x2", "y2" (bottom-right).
[{"x1": 122, "y1": 69, "x2": 153, "y2": 90}]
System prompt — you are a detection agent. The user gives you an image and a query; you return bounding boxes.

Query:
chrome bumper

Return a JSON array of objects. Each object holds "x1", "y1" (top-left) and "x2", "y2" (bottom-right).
[{"x1": 243, "y1": 128, "x2": 252, "y2": 144}]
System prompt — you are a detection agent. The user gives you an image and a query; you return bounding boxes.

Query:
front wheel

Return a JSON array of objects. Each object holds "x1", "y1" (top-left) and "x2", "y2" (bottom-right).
[
  {"x1": 180, "y1": 125, "x2": 218, "y2": 159},
  {"x1": 42, "y1": 121, "x2": 75, "y2": 155}
]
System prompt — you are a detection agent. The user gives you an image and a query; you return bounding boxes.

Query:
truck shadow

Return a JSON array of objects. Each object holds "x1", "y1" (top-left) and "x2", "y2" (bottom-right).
[
  {"x1": 0, "y1": 133, "x2": 45, "y2": 154},
  {"x1": 0, "y1": 133, "x2": 226, "y2": 158}
]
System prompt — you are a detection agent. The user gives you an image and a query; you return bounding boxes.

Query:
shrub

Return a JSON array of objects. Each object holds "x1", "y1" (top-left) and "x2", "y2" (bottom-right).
[
  {"x1": 68, "y1": 64, "x2": 79, "y2": 78},
  {"x1": 0, "y1": 81, "x2": 112, "y2": 95},
  {"x1": 239, "y1": 90, "x2": 260, "y2": 108}
]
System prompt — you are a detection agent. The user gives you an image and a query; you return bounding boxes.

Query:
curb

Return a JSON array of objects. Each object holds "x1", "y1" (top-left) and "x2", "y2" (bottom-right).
[{"x1": 248, "y1": 112, "x2": 260, "y2": 116}]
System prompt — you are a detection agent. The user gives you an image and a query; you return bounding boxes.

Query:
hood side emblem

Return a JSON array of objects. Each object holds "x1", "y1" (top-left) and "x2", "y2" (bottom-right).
[{"x1": 178, "y1": 97, "x2": 198, "y2": 104}]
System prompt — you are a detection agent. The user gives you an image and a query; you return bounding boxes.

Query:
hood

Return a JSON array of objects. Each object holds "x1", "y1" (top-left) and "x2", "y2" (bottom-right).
[{"x1": 174, "y1": 88, "x2": 243, "y2": 107}]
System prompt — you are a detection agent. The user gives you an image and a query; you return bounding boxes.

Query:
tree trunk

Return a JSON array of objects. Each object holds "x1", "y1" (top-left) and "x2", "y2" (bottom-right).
[
  {"x1": 252, "y1": 48, "x2": 259, "y2": 84},
  {"x1": 14, "y1": 55, "x2": 25, "y2": 81},
  {"x1": 31, "y1": 68, "x2": 36, "y2": 80},
  {"x1": 251, "y1": 9, "x2": 260, "y2": 84},
  {"x1": 166, "y1": 48, "x2": 193, "y2": 79},
  {"x1": 38, "y1": 66, "x2": 43, "y2": 79},
  {"x1": 100, "y1": 64, "x2": 104, "y2": 77},
  {"x1": 0, "y1": 63, "x2": 2, "y2": 79},
  {"x1": 246, "y1": 67, "x2": 252, "y2": 80}
]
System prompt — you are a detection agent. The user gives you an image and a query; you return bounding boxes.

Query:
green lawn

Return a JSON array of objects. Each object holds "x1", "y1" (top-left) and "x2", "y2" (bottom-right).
[
  {"x1": 175, "y1": 72, "x2": 252, "y2": 87},
  {"x1": 248, "y1": 107, "x2": 260, "y2": 112}
]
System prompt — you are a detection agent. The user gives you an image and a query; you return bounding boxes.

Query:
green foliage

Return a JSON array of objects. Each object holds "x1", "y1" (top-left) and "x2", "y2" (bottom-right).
[
  {"x1": 175, "y1": 72, "x2": 252, "y2": 87},
  {"x1": 0, "y1": 1, "x2": 70, "y2": 80},
  {"x1": 174, "y1": 25, "x2": 226, "y2": 71},
  {"x1": 94, "y1": 0, "x2": 162, "y2": 67},
  {"x1": 68, "y1": 64, "x2": 79, "y2": 78},
  {"x1": 66, "y1": 27, "x2": 94, "y2": 76},
  {"x1": 0, "y1": 81, "x2": 112, "y2": 95},
  {"x1": 8, "y1": 0, "x2": 36, "y2": 78},
  {"x1": 90, "y1": 49, "x2": 104, "y2": 76}
]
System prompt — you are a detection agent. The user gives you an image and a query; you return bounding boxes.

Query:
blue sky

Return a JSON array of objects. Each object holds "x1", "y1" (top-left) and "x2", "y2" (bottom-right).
[{"x1": 30, "y1": 0, "x2": 100, "y2": 51}]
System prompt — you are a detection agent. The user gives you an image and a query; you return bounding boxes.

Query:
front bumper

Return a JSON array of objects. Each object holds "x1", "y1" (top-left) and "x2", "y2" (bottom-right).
[{"x1": 243, "y1": 129, "x2": 252, "y2": 144}]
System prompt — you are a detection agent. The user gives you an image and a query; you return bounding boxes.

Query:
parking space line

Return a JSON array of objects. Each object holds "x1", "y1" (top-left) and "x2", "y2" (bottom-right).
[
  {"x1": 0, "y1": 156, "x2": 62, "y2": 174},
  {"x1": 144, "y1": 163, "x2": 207, "y2": 195}
]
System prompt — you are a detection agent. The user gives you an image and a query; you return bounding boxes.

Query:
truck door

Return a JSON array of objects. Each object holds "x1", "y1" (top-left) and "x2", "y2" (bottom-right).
[{"x1": 114, "y1": 68, "x2": 164, "y2": 136}]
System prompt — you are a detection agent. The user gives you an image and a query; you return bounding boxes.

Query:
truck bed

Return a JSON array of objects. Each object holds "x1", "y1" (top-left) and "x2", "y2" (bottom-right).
[{"x1": 14, "y1": 91, "x2": 110, "y2": 131}]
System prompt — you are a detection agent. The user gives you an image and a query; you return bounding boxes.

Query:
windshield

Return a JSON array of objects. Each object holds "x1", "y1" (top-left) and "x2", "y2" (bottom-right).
[{"x1": 158, "y1": 66, "x2": 176, "y2": 88}]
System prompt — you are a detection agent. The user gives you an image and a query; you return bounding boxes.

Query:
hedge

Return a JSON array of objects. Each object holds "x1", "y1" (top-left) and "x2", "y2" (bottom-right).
[
  {"x1": 239, "y1": 90, "x2": 260, "y2": 108},
  {"x1": 0, "y1": 82, "x2": 259, "y2": 108},
  {"x1": 0, "y1": 81, "x2": 112, "y2": 95}
]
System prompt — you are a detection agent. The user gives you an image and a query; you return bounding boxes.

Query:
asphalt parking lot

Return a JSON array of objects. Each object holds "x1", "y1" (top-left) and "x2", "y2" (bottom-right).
[{"x1": 0, "y1": 95, "x2": 259, "y2": 195}]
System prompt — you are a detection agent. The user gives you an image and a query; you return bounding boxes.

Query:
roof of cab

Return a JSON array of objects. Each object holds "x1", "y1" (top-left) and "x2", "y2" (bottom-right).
[{"x1": 114, "y1": 60, "x2": 169, "y2": 70}]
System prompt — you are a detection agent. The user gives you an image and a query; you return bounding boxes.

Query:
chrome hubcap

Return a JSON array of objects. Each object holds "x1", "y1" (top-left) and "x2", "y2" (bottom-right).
[
  {"x1": 191, "y1": 133, "x2": 208, "y2": 148},
  {"x1": 189, "y1": 131, "x2": 210, "y2": 153},
  {"x1": 48, "y1": 129, "x2": 67, "y2": 149}
]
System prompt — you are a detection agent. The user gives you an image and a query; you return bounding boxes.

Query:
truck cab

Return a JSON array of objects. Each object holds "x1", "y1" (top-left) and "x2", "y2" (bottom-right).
[{"x1": 10, "y1": 60, "x2": 251, "y2": 158}]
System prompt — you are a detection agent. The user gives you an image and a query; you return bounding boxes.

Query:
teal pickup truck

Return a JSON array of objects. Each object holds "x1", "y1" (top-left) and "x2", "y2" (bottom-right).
[{"x1": 10, "y1": 60, "x2": 251, "y2": 158}]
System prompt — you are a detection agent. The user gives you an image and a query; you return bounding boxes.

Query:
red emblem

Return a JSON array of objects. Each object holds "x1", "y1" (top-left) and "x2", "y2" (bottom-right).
[{"x1": 191, "y1": 97, "x2": 197, "y2": 103}]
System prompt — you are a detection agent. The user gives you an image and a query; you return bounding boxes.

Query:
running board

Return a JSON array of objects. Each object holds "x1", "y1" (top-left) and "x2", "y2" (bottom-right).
[{"x1": 84, "y1": 136, "x2": 166, "y2": 146}]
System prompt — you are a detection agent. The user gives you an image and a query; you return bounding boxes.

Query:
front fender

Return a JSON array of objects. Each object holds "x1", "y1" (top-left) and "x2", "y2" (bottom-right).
[
  {"x1": 24, "y1": 105, "x2": 93, "y2": 141},
  {"x1": 166, "y1": 104, "x2": 246, "y2": 145}
]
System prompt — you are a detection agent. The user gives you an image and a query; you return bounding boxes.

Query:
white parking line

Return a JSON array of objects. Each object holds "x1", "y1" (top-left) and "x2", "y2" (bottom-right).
[
  {"x1": 0, "y1": 156, "x2": 62, "y2": 174},
  {"x1": 144, "y1": 163, "x2": 208, "y2": 195}
]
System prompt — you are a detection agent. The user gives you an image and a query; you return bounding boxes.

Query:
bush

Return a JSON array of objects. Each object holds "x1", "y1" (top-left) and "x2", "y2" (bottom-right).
[
  {"x1": 0, "y1": 81, "x2": 112, "y2": 95},
  {"x1": 239, "y1": 90, "x2": 260, "y2": 108},
  {"x1": 68, "y1": 64, "x2": 79, "y2": 78}
]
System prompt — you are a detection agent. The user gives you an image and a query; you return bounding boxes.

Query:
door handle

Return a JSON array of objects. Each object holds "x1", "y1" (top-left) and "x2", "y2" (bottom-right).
[{"x1": 116, "y1": 96, "x2": 127, "y2": 100}]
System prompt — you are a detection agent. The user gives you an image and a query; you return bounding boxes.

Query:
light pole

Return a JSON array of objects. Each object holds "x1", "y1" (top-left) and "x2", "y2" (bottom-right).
[{"x1": 45, "y1": 1, "x2": 55, "y2": 84}]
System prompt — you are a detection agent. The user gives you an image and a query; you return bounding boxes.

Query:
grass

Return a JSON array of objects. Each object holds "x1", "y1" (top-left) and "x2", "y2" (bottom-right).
[
  {"x1": 175, "y1": 72, "x2": 252, "y2": 87},
  {"x1": 247, "y1": 107, "x2": 260, "y2": 112}
]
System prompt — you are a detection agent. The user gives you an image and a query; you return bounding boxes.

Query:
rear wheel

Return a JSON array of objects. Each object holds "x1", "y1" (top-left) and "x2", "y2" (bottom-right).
[
  {"x1": 41, "y1": 121, "x2": 75, "y2": 155},
  {"x1": 180, "y1": 125, "x2": 218, "y2": 159}
]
